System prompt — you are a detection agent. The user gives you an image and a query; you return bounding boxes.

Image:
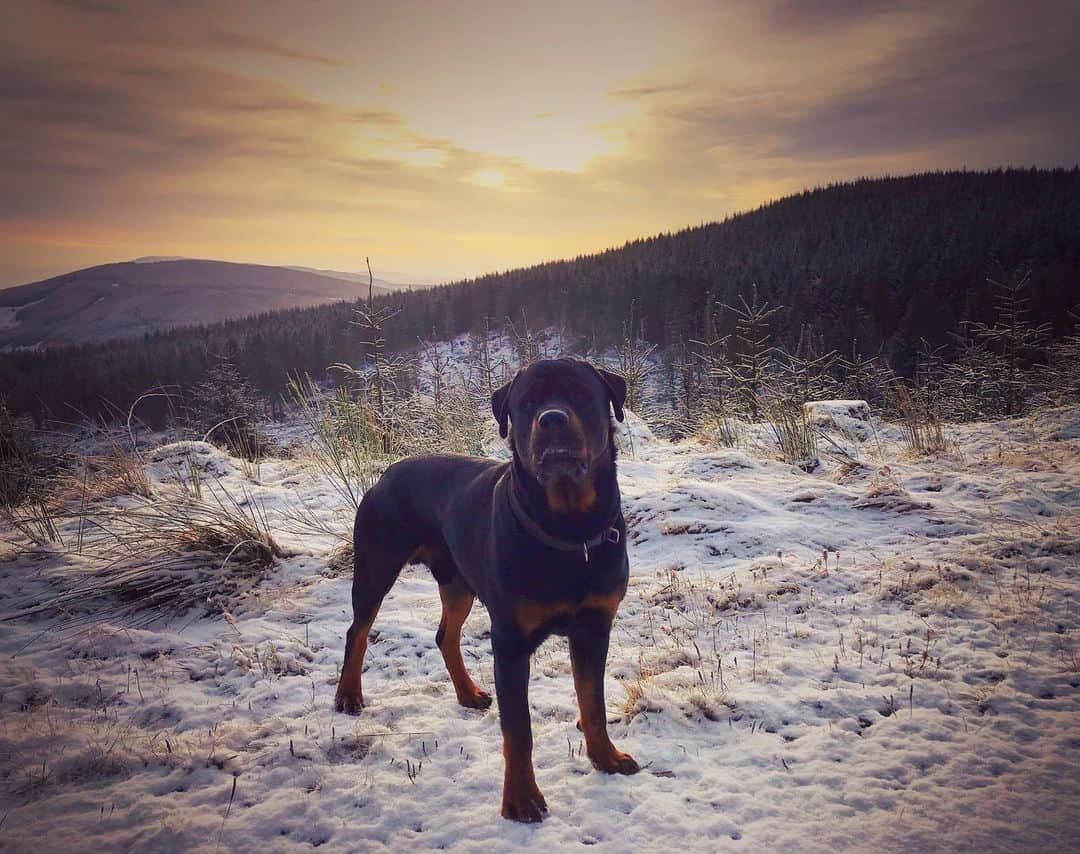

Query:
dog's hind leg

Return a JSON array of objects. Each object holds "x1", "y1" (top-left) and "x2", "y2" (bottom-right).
[
  {"x1": 435, "y1": 573, "x2": 492, "y2": 709},
  {"x1": 334, "y1": 503, "x2": 415, "y2": 715},
  {"x1": 336, "y1": 614, "x2": 376, "y2": 715}
]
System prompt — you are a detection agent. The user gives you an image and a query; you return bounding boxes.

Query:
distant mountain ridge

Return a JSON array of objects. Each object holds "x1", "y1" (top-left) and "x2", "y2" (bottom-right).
[
  {"x1": 282, "y1": 266, "x2": 442, "y2": 288},
  {"x1": 127, "y1": 256, "x2": 440, "y2": 288},
  {"x1": 0, "y1": 259, "x2": 405, "y2": 348}
]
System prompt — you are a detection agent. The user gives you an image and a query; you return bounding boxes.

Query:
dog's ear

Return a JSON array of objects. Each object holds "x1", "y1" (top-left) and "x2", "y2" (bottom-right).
[
  {"x1": 593, "y1": 366, "x2": 627, "y2": 422},
  {"x1": 491, "y1": 378, "x2": 514, "y2": 438}
]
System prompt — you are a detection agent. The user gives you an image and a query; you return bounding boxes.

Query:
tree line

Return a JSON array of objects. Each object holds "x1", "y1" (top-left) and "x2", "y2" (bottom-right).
[{"x1": 1, "y1": 167, "x2": 1077, "y2": 428}]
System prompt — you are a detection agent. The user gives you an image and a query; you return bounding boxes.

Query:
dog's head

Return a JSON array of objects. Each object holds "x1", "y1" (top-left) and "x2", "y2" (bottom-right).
[{"x1": 491, "y1": 359, "x2": 626, "y2": 497}]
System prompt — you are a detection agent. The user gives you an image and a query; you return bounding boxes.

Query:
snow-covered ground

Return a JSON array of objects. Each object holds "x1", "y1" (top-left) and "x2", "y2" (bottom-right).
[{"x1": 1, "y1": 404, "x2": 1078, "y2": 852}]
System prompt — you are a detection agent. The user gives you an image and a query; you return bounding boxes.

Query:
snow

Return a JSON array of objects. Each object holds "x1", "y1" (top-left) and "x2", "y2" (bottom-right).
[
  {"x1": 1, "y1": 402, "x2": 1078, "y2": 852},
  {"x1": 0, "y1": 298, "x2": 46, "y2": 331}
]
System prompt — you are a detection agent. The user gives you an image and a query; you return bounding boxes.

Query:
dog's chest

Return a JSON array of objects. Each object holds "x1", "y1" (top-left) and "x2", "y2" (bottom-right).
[{"x1": 513, "y1": 587, "x2": 624, "y2": 636}]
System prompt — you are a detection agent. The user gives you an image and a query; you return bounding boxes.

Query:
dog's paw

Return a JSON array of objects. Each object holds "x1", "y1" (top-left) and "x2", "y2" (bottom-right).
[
  {"x1": 501, "y1": 780, "x2": 548, "y2": 823},
  {"x1": 458, "y1": 687, "x2": 493, "y2": 710},
  {"x1": 334, "y1": 692, "x2": 365, "y2": 715},
  {"x1": 589, "y1": 748, "x2": 640, "y2": 775}
]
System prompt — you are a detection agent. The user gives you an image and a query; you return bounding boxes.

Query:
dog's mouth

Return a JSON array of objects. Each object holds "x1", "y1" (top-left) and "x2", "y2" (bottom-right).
[{"x1": 534, "y1": 446, "x2": 588, "y2": 480}]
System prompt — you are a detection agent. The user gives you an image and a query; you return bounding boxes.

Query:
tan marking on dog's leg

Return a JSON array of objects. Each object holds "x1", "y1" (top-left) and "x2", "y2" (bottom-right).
[
  {"x1": 437, "y1": 581, "x2": 491, "y2": 709},
  {"x1": 570, "y1": 631, "x2": 639, "y2": 775},
  {"x1": 334, "y1": 618, "x2": 372, "y2": 714}
]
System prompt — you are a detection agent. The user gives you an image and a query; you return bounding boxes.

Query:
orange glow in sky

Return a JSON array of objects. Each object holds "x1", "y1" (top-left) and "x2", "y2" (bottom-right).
[{"x1": 2, "y1": 0, "x2": 1076, "y2": 287}]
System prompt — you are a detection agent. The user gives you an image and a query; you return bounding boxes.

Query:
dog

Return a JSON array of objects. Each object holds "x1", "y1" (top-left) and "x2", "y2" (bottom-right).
[{"x1": 334, "y1": 358, "x2": 639, "y2": 822}]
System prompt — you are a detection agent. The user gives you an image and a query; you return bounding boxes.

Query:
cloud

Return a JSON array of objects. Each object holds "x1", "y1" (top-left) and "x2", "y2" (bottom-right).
[
  {"x1": 2, "y1": 0, "x2": 1077, "y2": 287},
  {"x1": 763, "y1": 0, "x2": 935, "y2": 30},
  {"x1": 44, "y1": 0, "x2": 341, "y2": 64},
  {"x1": 1, "y1": 8, "x2": 623, "y2": 281},
  {"x1": 0, "y1": 46, "x2": 418, "y2": 219},
  {"x1": 610, "y1": 81, "x2": 695, "y2": 99},
  {"x1": 601, "y1": 0, "x2": 1080, "y2": 173},
  {"x1": 197, "y1": 29, "x2": 341, "y2": 66}
]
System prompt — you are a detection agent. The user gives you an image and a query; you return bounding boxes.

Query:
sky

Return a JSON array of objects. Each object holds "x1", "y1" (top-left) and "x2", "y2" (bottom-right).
[{"x1": 3, "y1": 0, "x2": 1078, "y2": 288}]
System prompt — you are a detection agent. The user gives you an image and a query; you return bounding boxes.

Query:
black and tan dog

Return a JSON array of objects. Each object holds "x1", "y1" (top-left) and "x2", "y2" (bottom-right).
[{"x1": 334, "y1": 358, "x2": 639, "y2": 822}]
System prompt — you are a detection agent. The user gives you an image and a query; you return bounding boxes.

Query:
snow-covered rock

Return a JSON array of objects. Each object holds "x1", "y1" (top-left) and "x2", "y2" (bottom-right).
[
  {"x1": 804, "y1": 398, "x2": 874, "y2": 440},
  {"x1": 615, "y1": 408, "x2": 656, "y2": 454}
]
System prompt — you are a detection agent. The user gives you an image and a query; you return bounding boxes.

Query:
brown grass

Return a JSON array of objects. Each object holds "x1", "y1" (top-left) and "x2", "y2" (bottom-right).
[
  {"x1": 892, "y1": 382, "x2": 948, "y2": 455},
  {"x1": 5, "y1": 482, "x2": 285, "y2": 629}
]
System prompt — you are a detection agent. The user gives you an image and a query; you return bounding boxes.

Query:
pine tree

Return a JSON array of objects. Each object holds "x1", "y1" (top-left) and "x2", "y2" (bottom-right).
[
  {"x1": 965, "y1": 265, "x2": 1051, "y2": 416},
  {"x1": 775, "y1": 324, "x2": 840, "y2": 404},
  {"x1": 616, "y1": 304, "x2": 657, "y2": 418},
  {"x1": 724, "y1": 284, "x2": 781, "y2": 418},
  {"x1": 188, "y1": 351, "x2": 263, "y2": 457}
]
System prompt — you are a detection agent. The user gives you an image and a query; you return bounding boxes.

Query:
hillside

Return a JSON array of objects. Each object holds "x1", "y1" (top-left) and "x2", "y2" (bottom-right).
[
  {"x1": 0, "y1": 259, "x2": 393, "y2": 348},
  {"x1": 1, "y1": 168, "x2": 1077, "y2": 423},
  {"x1": 375, "y1": 167, "x2": 1079, "y2": 368}
]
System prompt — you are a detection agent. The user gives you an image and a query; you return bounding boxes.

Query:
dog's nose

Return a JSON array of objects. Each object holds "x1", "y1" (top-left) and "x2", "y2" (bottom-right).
[{"x1": 537, "y1": 408, "x2": 569, "y2": 430}]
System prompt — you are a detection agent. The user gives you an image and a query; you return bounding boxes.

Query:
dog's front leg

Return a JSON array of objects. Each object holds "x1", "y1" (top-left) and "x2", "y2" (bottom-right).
[
  {"x1": 493, "y1": 640, "x2": 547, "y2": 822},
  {"x1": 569, "y1": 617, "x2": 640, "y2": 774}
]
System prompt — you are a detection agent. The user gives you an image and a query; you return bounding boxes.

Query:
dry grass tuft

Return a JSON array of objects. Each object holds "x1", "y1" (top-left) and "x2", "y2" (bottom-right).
[
  {"x1": 324, "y1": 540, "x2": 355, "y2": 578},
  {"x1": 697, "y1": 413, "x2": 742, "y2": 449},
  {"x1": 6, "y1": 483, "x2": 285, "y2": 628},
  {"x1": 286, "y1": 376, "x2": 389, "y2": 514},
  {"x1": 892, "y1": 381, "x2": 948, "y2": 455},
  {"x1": 0, "y1": 401, "x2": 64, "y2": 547},
  {"x1": 64, "y1": 447, "x2": 152, "y2": 503},
  {"x1": 760, "y1": 396, "x2": 819, "y2": 470}
]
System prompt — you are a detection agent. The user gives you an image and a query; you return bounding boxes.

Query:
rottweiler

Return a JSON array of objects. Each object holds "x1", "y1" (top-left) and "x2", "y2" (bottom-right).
[{"x1": 334, "y1": 357, "x2": 639, "y2": 822}]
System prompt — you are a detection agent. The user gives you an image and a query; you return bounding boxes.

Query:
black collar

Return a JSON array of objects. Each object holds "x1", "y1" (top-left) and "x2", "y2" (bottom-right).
[{"x1": 501, "y1": 469, "x2": 622, "y2": 562}]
